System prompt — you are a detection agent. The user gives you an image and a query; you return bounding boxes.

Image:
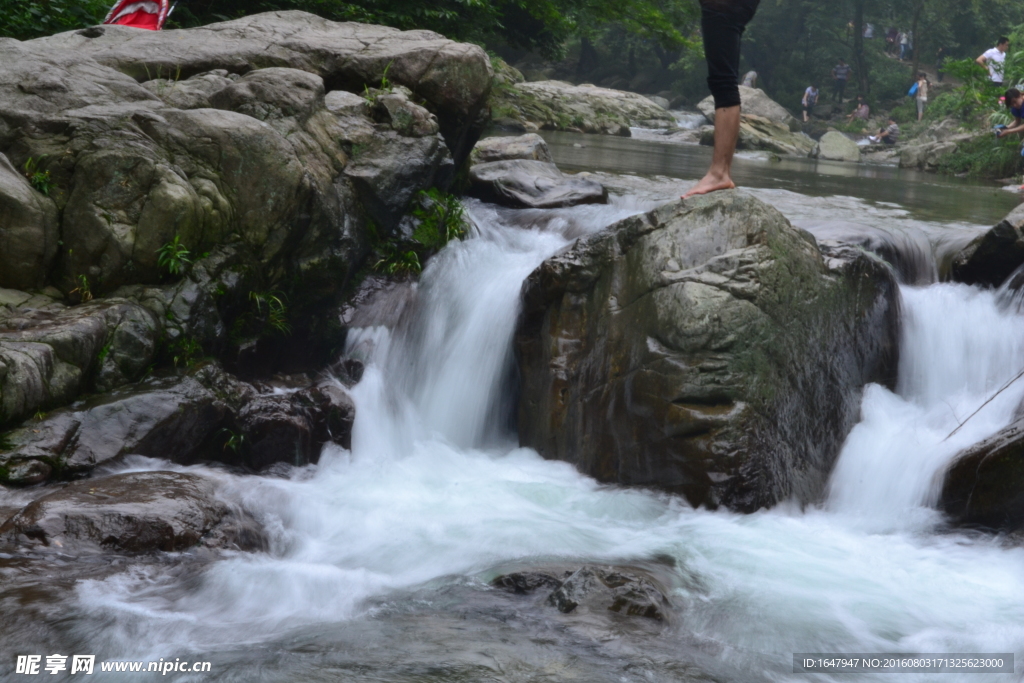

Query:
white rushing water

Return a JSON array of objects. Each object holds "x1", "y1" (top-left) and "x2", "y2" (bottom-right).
[{"x1": 73, "y1": 193, "x2": 1024, "y2": 682}]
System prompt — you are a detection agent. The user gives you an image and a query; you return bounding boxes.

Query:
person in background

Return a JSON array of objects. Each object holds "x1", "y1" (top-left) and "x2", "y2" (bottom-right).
[
  {"x1": 802, "y1": 84, "x2": 819, "y2": 122},
  {"x1": 915, "y1": 72, "x2": 929, "y2": 121},
  {"x1": 977, "y1": 37, "x2": 1010, "y2": 87},
  {"x1": 886, "y1": 27, "x2": 899, "y2": 55},
  {"x1": 681, "y1": 0, "x2": 762, "y2": 199},
  {"x1": 996, "y1": 88, "x2": 1024, "y2": 138},
  {"x1": 873, "y1": 117, "x2": 900, "y2": 145},
  {"x1": 742, "y1": 70, "x2": 758, "y2": 88},
  {"x1": 899, "y1": 31, "x2": 911, "y2": 61},
  {"x1": 936, "y1": 46, "x2": 948, "y2": 83},
  {"x1": 864, "y1": 23, "x2": 874, "y2": 39},
  {"x1": 832, "y1": 58, "x2": 851, "y2": 102},
  {"x1": 846, "y1": 95, "x2": 870, "y2": 122}
]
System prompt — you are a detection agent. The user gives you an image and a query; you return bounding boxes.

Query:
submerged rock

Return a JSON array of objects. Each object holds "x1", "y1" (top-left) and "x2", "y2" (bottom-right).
[
  {"x1": 950, "y1": 204, "x2": 1024, "y2": 288},
  {"x1": 812, "y1": 131, "x2": 862, "y2": 162},
  {"x1": 0, "y1": 471, "x2": 262, "y2": 553},
  {"x1": 516, "y1": 192, "x2": 900, "y2": 511},
  {"x1": 469, "y1": 160, "x2": 608, "y2": 209},
  {"x1": 940, "y1": 418, "x2": 1024, "y2": 531}
]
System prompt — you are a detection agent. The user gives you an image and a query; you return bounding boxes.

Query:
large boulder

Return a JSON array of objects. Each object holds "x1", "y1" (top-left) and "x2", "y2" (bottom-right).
[
  {"x1": 515, "y1": 192, "x2": 900, "y2": 511},
  {"x1": 940, "y1": 418, "x2": 1024, "y2": 531},
  {"x1": 0, "y1": 154, "x2": 59, "y2": 291},
  {"x1": 0, "y1": 298, "x2": 160, "y2": 428},
  {"x1": 469, "y1": 160, "x2": 608, "y2": 209},
  {"x1": 950, "y1": 204, "x2": 1024, "y2": 287},
  {"x1": 490, "y1": 81, "x2": 674, "y2": 135},
  {"x1": 29, "y1": 12, "x2": 492, "y2": 166},
  {"x1": 0, "y1": 471, "x2": 261, "y2": 553},
  {"x1": 697, "y1": 86, "x2": 800, "y2": 131},
  {"x1": 812, "y1": 131, "x2": 862, "y2": 162}
]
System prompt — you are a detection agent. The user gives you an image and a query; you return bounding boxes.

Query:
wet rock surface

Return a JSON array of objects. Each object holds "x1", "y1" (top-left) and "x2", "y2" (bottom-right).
[
  {"x1": 469, "y1": 159, "x2": 608, "y2": 209},
  {"x1": 0, "y1": 365, "x2": 354, "y2": 484},
  {"x1": 941, "y1": 417, "x2": 1024, "y2": 531},
  {"x1": 951, "y1": 204, "x2": 1024, "y2": 288},
  {"x1": 0, "y1": 471, "x2": 261, "y2": 554},
  {"x1": 516, "y1": 191, "x2": 900, "y2": 511}
]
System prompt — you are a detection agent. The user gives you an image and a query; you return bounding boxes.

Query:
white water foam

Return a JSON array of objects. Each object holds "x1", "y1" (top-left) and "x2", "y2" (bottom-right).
[{"x1": 68, "y1": 194, "x2": 1024, "y2": 681}]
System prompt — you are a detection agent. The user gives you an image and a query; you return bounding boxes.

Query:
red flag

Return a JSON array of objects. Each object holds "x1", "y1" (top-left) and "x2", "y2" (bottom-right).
[{"x1": 103, "y1": 0, "x2": 171, "y2": 30}]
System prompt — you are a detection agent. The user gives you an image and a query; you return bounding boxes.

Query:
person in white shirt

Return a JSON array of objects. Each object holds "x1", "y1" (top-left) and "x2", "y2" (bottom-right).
[
  {"x1": 801, "y1": 84, "x2": 819, "y2": 122},
  {"x1": 977, "y1": 37, "x2": 1010, "y2": 86},
  {"x1": 742, "y1": 70, "x2": 758, "y2": 88}
]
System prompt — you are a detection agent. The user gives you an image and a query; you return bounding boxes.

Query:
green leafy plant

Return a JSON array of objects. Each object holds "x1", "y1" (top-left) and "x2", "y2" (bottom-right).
[
  {"x1": 217, "y1": 428, "x2": 246, "y2": 455},
  {"x1": 410, "y1": 188, "x2": 467, "y2": 248},
  {"x1": 23, "y1": 158, "x2": 54, "y2": 196},
  {"x1": 170, "y1": 335, "x2": 203, "y2": 368},
  {"x1": 374, "y1": 244, "x2": 422, "y2": 275},
  {"x1": 157, "y1": 235, "x2": 193, "y2": 276},
  {"x1": 249, "y1": 291, "x2": 292, "y2": 335},
  {"x1": 363, "y1": 61, "x2": 395, "y2": 102},
  {"x1": 70, "y1": 274, "x2": 92, "y2": 303}
]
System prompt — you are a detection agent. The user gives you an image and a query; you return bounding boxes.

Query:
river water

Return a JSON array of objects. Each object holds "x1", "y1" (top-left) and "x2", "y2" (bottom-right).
[{"x1": 4, "y1": 136, "x2": 1024, "y2": 682}]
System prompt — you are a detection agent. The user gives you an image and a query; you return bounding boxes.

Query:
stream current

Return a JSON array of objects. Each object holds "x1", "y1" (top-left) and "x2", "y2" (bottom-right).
[{"x1": 4, "y1": 137, "x2": 1024, "y2": 682}]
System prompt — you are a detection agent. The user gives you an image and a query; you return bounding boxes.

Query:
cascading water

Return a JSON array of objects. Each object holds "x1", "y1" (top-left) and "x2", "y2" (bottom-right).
[{"x1": 15, "y1": 184, "x2": 1024, "y2": 682}]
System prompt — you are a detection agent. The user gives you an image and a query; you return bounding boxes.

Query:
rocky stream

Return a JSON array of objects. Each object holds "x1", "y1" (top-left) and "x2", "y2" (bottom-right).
[{"x1": 3, "y1": 11, "x2": 1024, "y2": 683}]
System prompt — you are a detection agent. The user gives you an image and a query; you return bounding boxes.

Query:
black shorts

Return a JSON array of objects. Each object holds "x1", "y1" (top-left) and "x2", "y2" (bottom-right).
[{"x1": 701, "y1": 0, "x2": 761, "y2": 110}]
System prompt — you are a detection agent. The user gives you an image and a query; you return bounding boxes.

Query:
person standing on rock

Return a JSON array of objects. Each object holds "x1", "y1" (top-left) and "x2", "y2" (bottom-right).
[
  {"x1": 832, "y1": 59, "x2": 851, "y2": 103},
  {"x1": 682, "y1": 0, "x2": 761, "y2": 199},
  {"x1": 802, "y1": 84, "x2": 819, "y2": 122},
  {"x1": 915, "y1": 73, "x2": 929, "y2": 121},
  {"x1": 977, "y1": 37, "x2": 1010, "y2": 87}
]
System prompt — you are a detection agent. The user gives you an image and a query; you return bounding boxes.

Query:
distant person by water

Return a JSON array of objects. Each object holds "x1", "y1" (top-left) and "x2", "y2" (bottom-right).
[
  {"x1": 899, "y1": 31, "x2": 911, "y2": 61},
  {"x1": 681, "y1": 0, "x2": 762, "y2": 199},
  {"x1": 886, "y1": 28, "x2": 899, "y2": 55},
  {"x1": 915, "y1": 73, "x2": 929, "y2": 121},
  {"x1": 978, "y1": 37, "x2": 1010, "y2": 87},
  {"x1": 870, "y1": 117, "x2": 899, "y2": 145},
  {"x1": 742, "y1": 70, "x2": 758, "y2": 88},
  {"x1": 936, "y1": 46, "x2": 948, "y2": 82},
  {"x1": 864, "y1": 23, "x2": 874, "y2": 39},
  {"x1": 802, "y1": 84, "x2": 819, "y2": 122},
  {"x1": 832, "y1": 59, "x2": 851, "y2": 102},
  {"x1": 847, "y1": 95, "x2": 870, "y2": 122}
]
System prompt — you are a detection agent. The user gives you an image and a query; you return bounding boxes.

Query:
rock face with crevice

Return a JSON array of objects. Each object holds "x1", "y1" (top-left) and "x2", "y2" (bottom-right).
[
  {"x1": 951, "y1": 204, "x2": 1024, "y2": 288},
  {"x1": 940, "y1": 417, "x2": 1024, "y2": 531},
  {"x1": 515, "y1": 192, "x2": 900, "y2": 511}
]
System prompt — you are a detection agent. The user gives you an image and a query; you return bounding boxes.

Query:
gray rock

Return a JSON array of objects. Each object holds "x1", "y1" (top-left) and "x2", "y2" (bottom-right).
[
  {"x1": 951, "y1": 203, "x2": 1024, "y2": 287},
  {"x1": 29, "y1": 11, "x2": 493, "y2": 165},
  {"x1": 0, "y1": 153, "x2": 59, "y2": 290},
  {"x1": 0, "y1": 471, "x2": 261, "y2": 553},
  {"x1": 645, "y1": 95, "x2": 671, "y2": 110},
  {"x1": 325, "y1": 90, "x2": 371, "y2": 118},
  {"x1": 471, "y1": 134, "x2": 553, "y2": 165},
  {"x1": 469, "y1": 160, "x2": 608, "y2": 209},
  {"x1": 141, "y1": 70, "x2": 236, "y2": 109},
  {"x1": 210, "y1": 67, "x2": 325, "y2": 122},
  {"x1": 940, "y1": 417, "x2": 1024, "y2": 531},
  {"x1": 701, "y1": 114, "x2": 814, "y2": 157},
  {"x1": 812, "y1": 131, "x2": 861, "y2": 162},
  {"x1": 0, "y1": 299, "x2": 159, "y2": 428},
  {"x1": 373, "y1": 92, "x2": 440, "y2": 137},
  {"x1": 516, "y1": 192, "x2": 900, "y2": 511},
  {"x1": 490, "y1": 81, "x2": 672, "y2": 135},
  {"x1": 698, "y1": 86, "x2": 800, "y2": 131},
  {"x1": 547, "y1": 567, "x2": 670, "y2": 620}
]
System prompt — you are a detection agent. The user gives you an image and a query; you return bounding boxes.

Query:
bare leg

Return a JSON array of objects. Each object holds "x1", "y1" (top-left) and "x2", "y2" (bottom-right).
[{"x1": 683, "y1": 105, "x2": 740, "y2": 198}]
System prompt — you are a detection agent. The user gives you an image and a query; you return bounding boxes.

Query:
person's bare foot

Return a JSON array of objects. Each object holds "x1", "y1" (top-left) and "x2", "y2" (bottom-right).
[{"x1": 682, "y1": 173, "x2": 736, "y2": 199}]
